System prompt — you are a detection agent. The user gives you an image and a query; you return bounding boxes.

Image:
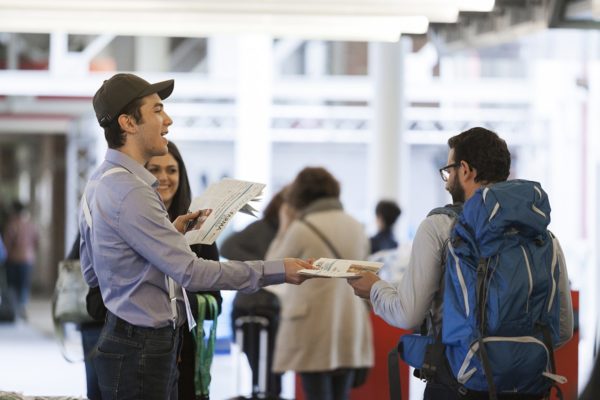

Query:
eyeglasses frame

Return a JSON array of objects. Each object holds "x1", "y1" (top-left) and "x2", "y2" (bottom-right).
[{"x1": 439, "y1": 162, "x2": 461, "y2": 182}]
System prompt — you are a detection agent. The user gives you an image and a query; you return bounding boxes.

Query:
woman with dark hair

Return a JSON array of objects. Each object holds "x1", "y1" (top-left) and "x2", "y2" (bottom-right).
[
  {"x1": 266, "y1": 167, "x2": 373, "y2": 400},
  {"x1": 84, "y1": 141, "x2": 222, "y2": 400},
  {"x1": 145, "y1": 141, "x2": 222, "y2": 400}
]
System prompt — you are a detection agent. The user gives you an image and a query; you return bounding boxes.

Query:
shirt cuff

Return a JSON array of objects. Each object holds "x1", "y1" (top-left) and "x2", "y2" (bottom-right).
[
  {"x1": 370, "y1": 279, "x2": 389, "y2": 304},
  {"x1": 262, "y1": 259, "x2": 286, "y2": 286}
]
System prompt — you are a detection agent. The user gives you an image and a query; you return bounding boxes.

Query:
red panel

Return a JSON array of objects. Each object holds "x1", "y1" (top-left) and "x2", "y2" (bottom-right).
[{"x1": 552, "y1": 291, "x2": 579, "y2": 400}]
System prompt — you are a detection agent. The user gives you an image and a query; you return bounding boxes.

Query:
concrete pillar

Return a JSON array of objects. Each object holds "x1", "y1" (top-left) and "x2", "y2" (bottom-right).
[
  {"x1": 7, "y1": 33, "x2": 19, "y2": 70},
  {"x1": 234, "y1": 35, "x2": 273, "y2": 199},
  {"x1": 135, "y1": 37, "x2": 169, "y2": 72},
  {"x1": 305, "y1": 41, "x2": 326, "y2": 77},
  {"x1": 367, "y1": 39, "x2": 407, "y2": 233},
  {"x1": 208, "y1": 36, "x2": 238, "y2": 79}
]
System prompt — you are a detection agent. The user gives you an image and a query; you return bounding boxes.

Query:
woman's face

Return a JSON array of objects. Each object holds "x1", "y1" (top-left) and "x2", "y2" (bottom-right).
[{"x1": 146, "y1": 152, "x2": 180, "y2": 209}]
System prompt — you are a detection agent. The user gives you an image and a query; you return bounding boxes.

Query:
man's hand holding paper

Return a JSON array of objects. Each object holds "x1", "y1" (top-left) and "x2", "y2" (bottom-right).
[
  {"x1": 185, "y1": 178, "x2": 265, "y2": 245},
  {"x1": 283, "y1": 258, "x2": 315, "y2": 284},
  {"x1": 348, "y1": 271, "x2": 381, "y2": 299},
  {"x1": 173, "y1": 209, "x2": 212, "y2": 234}
]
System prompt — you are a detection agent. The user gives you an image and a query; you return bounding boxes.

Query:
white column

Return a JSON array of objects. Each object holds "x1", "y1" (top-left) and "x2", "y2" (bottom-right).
[
  {"x1": 48, "y1": 31, "x2": 69, "y2": 75},
  {"x1": 367, "y1": 39, "x2": 407, "y2": 232},
  {"x1": 7, "y1": 33, "x2": 19, "y2": 70},
  {"x1": 208, "y1": 36, "x2": 238, "y2": 79},
  {"x1": 582, "y1": 44, "x2": 600, "y2": 389},
  {"x1": 135, "y1": 37, "x2": 169, "y2": 72},
  {"x1": 234, "y1": 35, "x2": 273, "y2": 195},
  {"x1": 305, "y1": 41, "x2": 327, "y2": 77}
]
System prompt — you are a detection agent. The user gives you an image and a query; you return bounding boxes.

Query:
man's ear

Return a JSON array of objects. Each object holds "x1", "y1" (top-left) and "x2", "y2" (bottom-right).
[
  {"x1": 117, "y1": 114, "x2": 136, "y2": 134},
  {"x1": 459, "y1": 160, "x2": 474, "y2": 180}
]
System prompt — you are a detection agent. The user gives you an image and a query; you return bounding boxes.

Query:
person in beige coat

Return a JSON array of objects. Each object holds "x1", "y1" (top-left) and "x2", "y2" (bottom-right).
[{"x1": 266, "y1": 167, "x2": 374, "y2": 400}]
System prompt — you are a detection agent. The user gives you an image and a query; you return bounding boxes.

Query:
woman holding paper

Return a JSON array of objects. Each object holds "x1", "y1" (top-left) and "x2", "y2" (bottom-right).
[
  {"x1": 266, "y1": 167, "x2": 374, "y2": 400},
  {"x1": 146, "y1": 141, "x2": 223, "y2": 400}
]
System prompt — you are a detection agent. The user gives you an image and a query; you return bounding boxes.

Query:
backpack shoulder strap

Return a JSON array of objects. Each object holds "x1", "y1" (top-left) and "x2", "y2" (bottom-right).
[
  {"x1": 81, "y1": 167, "x2": 130, "y2": 228},
  {"x1": 427, "y1": 203, "x2": 463, "y2": 219}
]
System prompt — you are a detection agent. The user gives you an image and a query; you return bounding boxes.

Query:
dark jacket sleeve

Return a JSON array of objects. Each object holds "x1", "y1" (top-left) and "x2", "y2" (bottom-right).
[
  {"x1": 220, "y1": 220, "x2": 276, "y2": 261},
  {"x1": 186, "y1": 243, "x2": 222, "y2": 320}
]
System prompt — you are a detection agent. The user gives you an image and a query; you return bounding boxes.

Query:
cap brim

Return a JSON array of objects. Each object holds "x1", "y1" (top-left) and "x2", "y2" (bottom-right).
[{"x1": 139, "y1": 79, "x2": 174, "y2": 100}]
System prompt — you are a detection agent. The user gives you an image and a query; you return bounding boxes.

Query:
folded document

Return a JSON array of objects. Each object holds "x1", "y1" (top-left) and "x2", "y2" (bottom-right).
[
  {"x1": 185, "y1": 178, "x2": 265, "y2": 245},
  {"x1": 299, "y1": 258, "x2": 383, "y2": 278}
]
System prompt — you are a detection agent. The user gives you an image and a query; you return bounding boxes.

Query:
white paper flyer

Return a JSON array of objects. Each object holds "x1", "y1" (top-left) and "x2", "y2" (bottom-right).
[
  {"x1": 299, "y1": 258, "x2": 383, "y2": 279},
  {"x1": 185, "y1": 178, "x2": 265, "y2": 245}
]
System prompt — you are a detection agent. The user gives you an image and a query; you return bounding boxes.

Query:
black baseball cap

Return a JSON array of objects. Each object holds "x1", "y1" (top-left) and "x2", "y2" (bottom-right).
[{"x1": 93, "y1": 73, "x2": 174, "y2": 127}]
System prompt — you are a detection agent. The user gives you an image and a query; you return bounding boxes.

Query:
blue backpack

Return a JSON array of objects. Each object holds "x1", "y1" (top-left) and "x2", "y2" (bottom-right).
[
  {"x1": 0, "y1": 235, "x2": 6, "y2": 265},
  {"x1": 399, "y1": 180, "x2": 565, "y2": 399}
]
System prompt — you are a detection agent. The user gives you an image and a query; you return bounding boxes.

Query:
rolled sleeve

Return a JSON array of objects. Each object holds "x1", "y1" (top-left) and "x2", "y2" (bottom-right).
[{"x1": 262, "y1": 259, "x2": 286, "y2": 285}]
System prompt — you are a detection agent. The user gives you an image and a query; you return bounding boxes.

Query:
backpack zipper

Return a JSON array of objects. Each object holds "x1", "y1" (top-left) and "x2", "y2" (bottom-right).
[
  {"x1": 449, "y1": 242, "x2": 470, "y2": 317},
  {"x1": 547, "y1": 237, "x2": 558, "y2": 312},
  {"x1": 519, "y1": 245, "x2": 533, "y2": 313}
]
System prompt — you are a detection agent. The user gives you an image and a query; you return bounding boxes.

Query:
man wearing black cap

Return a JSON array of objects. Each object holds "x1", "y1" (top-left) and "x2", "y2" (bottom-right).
[{"x1": 79, "y1": 73, "x2": 312, "y2": 399}]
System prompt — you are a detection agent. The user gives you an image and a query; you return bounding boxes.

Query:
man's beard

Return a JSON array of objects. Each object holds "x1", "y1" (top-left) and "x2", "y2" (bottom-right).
[{"x1": 449, "y1": 173, "x2": 465, "y2": 204}]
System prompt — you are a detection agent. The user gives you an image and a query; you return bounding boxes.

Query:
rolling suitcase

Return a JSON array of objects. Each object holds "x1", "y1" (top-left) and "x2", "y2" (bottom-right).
[{"x1": 230, "y1": 290, "x2": 282, "y2": 400}]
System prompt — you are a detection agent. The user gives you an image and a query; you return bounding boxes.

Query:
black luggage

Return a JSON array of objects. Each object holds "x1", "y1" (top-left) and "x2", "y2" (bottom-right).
[{"x1": 230, "y1": 289, "x2": 282, "y2": 400}]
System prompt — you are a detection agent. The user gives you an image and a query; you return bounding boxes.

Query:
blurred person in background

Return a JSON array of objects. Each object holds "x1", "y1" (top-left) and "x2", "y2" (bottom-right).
[
  {"x1": 369, "y1": 200, "x2": 401, "y2": 254},
  {"x1": 221, "y1": 187, "x2": 285, "y2": 261},
  {"x1": 3, "y1": 200, "x2": 39, "y2": 320},
  {"x1": 222, "y1": 188, "x2": 287, "y2": 399},
  {"x1": 266, "y1": 167, "x2": 373, "y2": 400}
]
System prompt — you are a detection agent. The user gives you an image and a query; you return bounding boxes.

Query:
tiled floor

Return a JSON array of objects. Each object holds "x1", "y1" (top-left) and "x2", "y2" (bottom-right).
[{"x1": 0, "y1": 297, "x2": 294, "y2": 399}]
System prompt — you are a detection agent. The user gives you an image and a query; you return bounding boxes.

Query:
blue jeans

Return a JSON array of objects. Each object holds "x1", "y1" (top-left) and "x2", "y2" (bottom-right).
[
  {"x1": 93, "y1": 312, "x2": 182, "y2": 400},
  {"x1": 81, "y1": 323, "x2": 103, "y2": 400},
  {"x1": 5, "y1": 261, "x2": 32, "y2": 314},
  {"x1": 300, "y1": 369, "x2": 355, "y2": 400}
]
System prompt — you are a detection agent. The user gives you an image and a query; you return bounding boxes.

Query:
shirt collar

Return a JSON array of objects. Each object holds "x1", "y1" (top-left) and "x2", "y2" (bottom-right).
[{"x1": 105, "y1": 149, "x2": 158, "y2": 188}]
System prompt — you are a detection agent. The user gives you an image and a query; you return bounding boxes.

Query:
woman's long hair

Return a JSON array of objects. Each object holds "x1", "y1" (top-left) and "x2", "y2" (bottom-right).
[{"x1": 164, "y1": 141, "x2": 192, "y2": 222}]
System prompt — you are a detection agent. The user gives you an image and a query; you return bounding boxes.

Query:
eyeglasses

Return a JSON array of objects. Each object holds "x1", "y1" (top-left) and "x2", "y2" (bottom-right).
[{"x1": 439, "y1": 162, "x2": 461, "y2": 182}]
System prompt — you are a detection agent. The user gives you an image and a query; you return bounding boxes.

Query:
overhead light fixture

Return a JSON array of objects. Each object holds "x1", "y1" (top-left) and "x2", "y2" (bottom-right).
[
  {"x1": 458, "y1": 0, "x2": 495, "y2": 12},
  {"x1": 0, "y1": 6, "x2": 429, "y2": 42}
]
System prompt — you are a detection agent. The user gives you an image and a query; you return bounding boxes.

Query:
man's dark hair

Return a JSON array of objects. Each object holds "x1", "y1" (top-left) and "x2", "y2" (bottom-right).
[
  {"x1": 104, "y1": 97, "x2": 144, "y2": 149},
  {"x1": 162, "y1": 141, "x2": 192, "y2": 222},
  {"x1": 376, "y1": 200, "x2": 401, "y2": 230},
  {"x1": 287, "y1": 167, "x2": 340, "y2": 210},
  {"x1": 448, "y1": 127, "x2": 511, "y2": 184}
]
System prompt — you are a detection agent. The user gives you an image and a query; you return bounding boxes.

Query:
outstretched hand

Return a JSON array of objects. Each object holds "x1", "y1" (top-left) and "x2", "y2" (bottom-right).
[
  {"x1": 347, "y1": 271, "x2": 380, "y2": 299},
  {"x1": 283, "y1": 258, "x2": 314, "y2": 285},
  {"x1": 173, "y1": 209, "x2": 212, "y2": 234}
]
